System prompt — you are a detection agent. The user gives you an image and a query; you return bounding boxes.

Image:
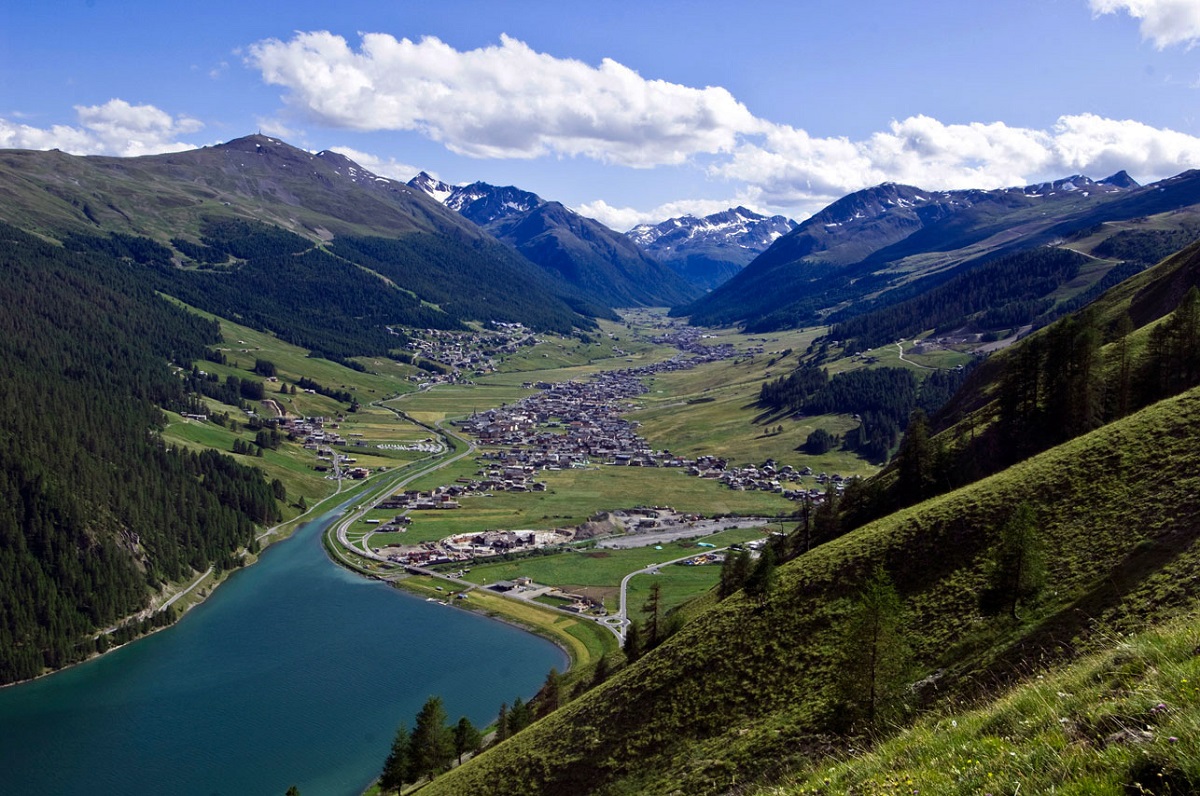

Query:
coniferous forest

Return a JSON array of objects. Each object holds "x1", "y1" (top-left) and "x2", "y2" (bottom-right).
[{"x1": 0, "y1": 224, "x2": 279, "y2": 683}]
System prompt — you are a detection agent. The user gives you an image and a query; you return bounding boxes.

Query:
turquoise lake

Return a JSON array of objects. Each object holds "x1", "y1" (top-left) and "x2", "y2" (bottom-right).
[{"x1": 0, "y1": 499, "x2": 567, "y2": 795}]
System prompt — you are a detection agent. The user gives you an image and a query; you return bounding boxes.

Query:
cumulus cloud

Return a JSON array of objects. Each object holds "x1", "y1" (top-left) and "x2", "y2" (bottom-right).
[
  {"x1": 1090, "y1": 0, "x2": 1200, "y2": 48},
  {"x1": 246, "y1": 31, "x2": 763, "y2": 167},
  {"x1": 326, "y1": 145, "x2": 420, "y2": 181},
  {"x1": 0, "y1": 99, "x2": 202, "y2": 156},
  {"x1": 715, "y1": 114, "x2": 1200, "y2": 211}
]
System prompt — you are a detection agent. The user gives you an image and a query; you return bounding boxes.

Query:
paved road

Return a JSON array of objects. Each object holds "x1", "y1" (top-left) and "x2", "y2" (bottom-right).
[
  {"x1": 613, "y1": 549, "x2": 732, "y2": 641},
  {"x1": 332, "y1": 419, "x2": 477, "y2": 562},
  {"x1": 160, "y1": 566, "x2": 214, "y2": 611},
  {"x1": 596, "y1": 516, "x2": 773, "y2": 550},
  {"x1": 895, "y1": 341, "x2": 938, "y2": 370}
]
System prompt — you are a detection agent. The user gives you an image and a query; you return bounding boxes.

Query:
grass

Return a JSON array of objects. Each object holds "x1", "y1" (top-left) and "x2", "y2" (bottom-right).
[
  {"x1": 768, "y1": 614, "x2": 1200, "y2": 795},
  {"x1": 626, "y1": 564, "x2": 725, "y2": 624},
  {"x1": 456, "y1": 527, "x2": 768, "y2": 609},
  {"x1": 390, "y1": 466, "x2": 792, "y2": 543},
  {"x1": 629, "y1": 350, "x2": 880, "y2": 476},
  {"x1": 418, "y1": 384, "x2": 1200, "y2": 796}
]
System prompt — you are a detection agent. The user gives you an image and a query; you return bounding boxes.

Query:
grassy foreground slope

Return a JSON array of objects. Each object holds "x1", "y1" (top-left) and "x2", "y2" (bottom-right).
[
  {"x1": 766, "y1": 611, "x2": 1200, "y2": 795},
  {"x1": 421, "y1": 384, "x2": 1200, "y2": 796}
]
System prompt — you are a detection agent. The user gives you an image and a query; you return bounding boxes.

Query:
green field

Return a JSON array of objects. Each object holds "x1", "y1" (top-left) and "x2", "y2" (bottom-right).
[
  {"x1": 626, "y1": 564, "x2": 726, "y2": 624},
  {"x1": 457, "y1": 526, "x2": 769, "y2": 609},
  {"x1": 383, "y1": 465, "x2": 793, "y2": 544},
  {"x1": 396, "y1": 575, "x2": 617, "y2": 668}
]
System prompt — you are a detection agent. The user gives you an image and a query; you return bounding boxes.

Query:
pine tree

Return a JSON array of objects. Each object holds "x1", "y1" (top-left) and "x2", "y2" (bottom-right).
[
  {"x1": 743, "y1": 546, "x2": 777, "y2": 606},
  {"x1": 624, "y1": 618, "x2": 643, "y2": 663},
  {"x1": 537, "y1": 667, "x2": 563, "y2": 716},
  {"x1": 981, "y1": 501, "x2": 1045, "y2": 620},
  {"x1": 495, "y1": 702, "x2": 509, "y2": 743},
  {"x1": 378, "y1": 723, "x2": 411, "y2": 794},
  {"x1": 642, "y1": 582, "x2": 662, "y2": 648},
  {"x1": 591, "y1": 654, "x2": 611, "y2": 687},
  {"x1": 837, "y1": 565, "x2": 911, "y2": 726},
  {"x1": 718, "y1": 549, "x2": 752, "y2": 598},
  {"x1": 452, "y1": 716, "x2": 482, "y2": 764},
  {"x1": 410, "y1": 696, "x2": 453, "y2": 781},
  {"x1": 508, "y1": 696, "x2": 533, "y2": 734}
]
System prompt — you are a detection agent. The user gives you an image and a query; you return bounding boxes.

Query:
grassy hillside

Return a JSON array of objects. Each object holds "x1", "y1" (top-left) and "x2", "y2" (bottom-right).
[
  {"x1": 420, "y1": 384, "x2": 1200, "y2": 795},
  {"x1": 765, "y1": 611, "x2": 1200, "y2": 794}
]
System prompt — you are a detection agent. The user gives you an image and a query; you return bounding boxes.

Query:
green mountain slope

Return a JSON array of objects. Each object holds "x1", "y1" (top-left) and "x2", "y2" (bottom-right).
[
  {"x1": 488, "y1": 200, "x2": 701, "y2": 308},
  {"x1": 420, "y1": 381, "x2": 1200, "y2": 795},
  {"x1": 0, "y1": 136, "x2": 599, "y2": 341},
  {"x1": 676, "y1": 172, "x2": 1200, "y2": 337},
  {"x1": 0, "y1": 224, "x2": 281, "y2": 683},
  {"x1": 772, "y1": 610, "x2": 1200, "y2": 794}
]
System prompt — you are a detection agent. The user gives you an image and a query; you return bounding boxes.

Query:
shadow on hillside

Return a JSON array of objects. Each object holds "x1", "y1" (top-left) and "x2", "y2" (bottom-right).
[{"x1": 973, "y1": 520, "x2": 1200, "y2": 693}]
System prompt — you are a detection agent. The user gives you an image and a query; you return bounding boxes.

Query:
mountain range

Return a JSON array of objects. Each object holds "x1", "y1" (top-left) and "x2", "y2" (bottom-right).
[
  {"x1": 420, "y1": 234, "x2": 1200, "y2": 796},
  {"x1": 0, "y1": 135, "x2": 617, "y2": 347},
  {"x1": 627, "y1": 206, "x2": 797, "y2": 289},
  {"x1": 678, "y1": 170, "x2": 1200, "y2": 338},
  {"x1": 408, "y1": 172, "x2": 700, "y2": 307}
]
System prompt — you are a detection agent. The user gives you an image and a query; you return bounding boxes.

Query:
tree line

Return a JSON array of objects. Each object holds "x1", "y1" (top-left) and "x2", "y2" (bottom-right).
[
  {"x1": 828, "y1": 247, "x2": 1089, "y2": 352},
  {"x1": 843, "y1": 287, "x2": 1200, "y2": 527},
  {"x1": 0, "y1": 224, "x2": 283, "y2": 683},
  {"x1": 760, "y1": 364, "x2": 970, "y2": 462}
]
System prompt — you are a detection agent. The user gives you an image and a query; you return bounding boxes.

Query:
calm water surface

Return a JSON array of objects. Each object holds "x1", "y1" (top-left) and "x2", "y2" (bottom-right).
[{"x1": 0, "y1": 499, "x2": 566, "y2": 795}]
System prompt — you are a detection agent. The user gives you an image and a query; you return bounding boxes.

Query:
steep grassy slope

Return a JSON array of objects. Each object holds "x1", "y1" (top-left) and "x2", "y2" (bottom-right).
[
  {"x1": 766, "y1": 612, "x2": 1200, "y2": 794},
  {"x1": 421, "y1": 385, "x2": 1200, "y2": 795}
]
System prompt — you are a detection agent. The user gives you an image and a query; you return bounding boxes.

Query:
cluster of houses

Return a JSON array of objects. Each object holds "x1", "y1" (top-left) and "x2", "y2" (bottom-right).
[
  {"x1": 379, "y1": 488, "x2": 463, "y2": 512},
  {"x1": 378, "y1": 525, "x2": 573, "y2": 567},
  {"x1": 453, "y1": 344, "x2": 850, "y2": 503},
  {"x1": 444, "y1": 528, "x2": 573, "y2": 556},
  {"x1": 404, "y1": 322, "x2": 540, "y2": 380}
]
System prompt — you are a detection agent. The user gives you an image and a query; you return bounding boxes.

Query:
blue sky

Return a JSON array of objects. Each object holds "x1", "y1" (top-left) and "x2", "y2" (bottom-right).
[{"x1": 3, "y1": 0, "x2": 1200, "y2": 228}]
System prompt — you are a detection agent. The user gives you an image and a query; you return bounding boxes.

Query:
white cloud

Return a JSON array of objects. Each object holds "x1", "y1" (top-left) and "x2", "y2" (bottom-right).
[
  {"x1": 714, "y1": 114, "x2": 1200, "y2": 211},
  {"x1": 1090, "y1": 0, "x2": 1200, "y2": 48},
  {"x1": 0, "y1": 99, "x2": 202, "y2": 157},
  {"x1": 326, "y1": 146, "x2": 420, "y2": 181},
  {"x1": 247, "y1": 31, "x2": 763, "y2": 167}
]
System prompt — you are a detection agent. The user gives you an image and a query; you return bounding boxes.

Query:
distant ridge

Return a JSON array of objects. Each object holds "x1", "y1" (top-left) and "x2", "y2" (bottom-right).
[
  {"x1": 626, "y1": 207, "x2": 796, "y2": 290},
  {"x1": 676, "y1": 170, "x2": 1200, "y2": 333},
  {"x1": 0, "y1": 135, "x2": 603, "y2": 341},
  {"x1": 409, "y1": 172, "x2": 700, "y2": 307}
]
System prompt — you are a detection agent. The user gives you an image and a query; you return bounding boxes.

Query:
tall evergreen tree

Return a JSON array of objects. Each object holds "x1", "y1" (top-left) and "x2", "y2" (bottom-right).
[
  {"x1": 837, "y1": 565, "x2": 911, "y2": 726},
  {"x1": 538, "y1": 667, "x2": 563, "y2": 716},
  {"x1": 744, "y1": 547, "x2": 777, "y2": 606},
  {"x1": 378, "y1": 723, "x2": 412, "y2": 794},
  {"x1": 508, "y1": 696, "x2": 533, "y2": 735},
  {"x1": 452, "y1": 716, "x2": 482, "y2": 764},
  {"x1": 410, "y1": 696, "x2": 454, "y2": 781},
  {"x1": 624, "y1": 618, "x2": 643, "y2": 664},
  {"x1": 981, "y1": 502, "x2": 1045, "y2": 620},
  {"x1": 495, "y1": 702, "x2": 510, "y2": 744},
  {"x1": 718, "y1": 549, "x2": 752, "y2": 599},
  {"x1": 642, "y1": 582, "x2": 662, "y2": 648}
]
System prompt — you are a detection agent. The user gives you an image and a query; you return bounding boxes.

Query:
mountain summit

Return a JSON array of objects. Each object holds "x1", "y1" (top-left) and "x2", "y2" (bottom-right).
[
  {"x1": 408, "y1": 174, "x2": 700, "y2": 307},
  {"x1": 627, "y1": 207, "x2": 797, "y2": 289},
  {"x1": 676, "y1": 171, "x2": 1184, "y2": 331}
]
